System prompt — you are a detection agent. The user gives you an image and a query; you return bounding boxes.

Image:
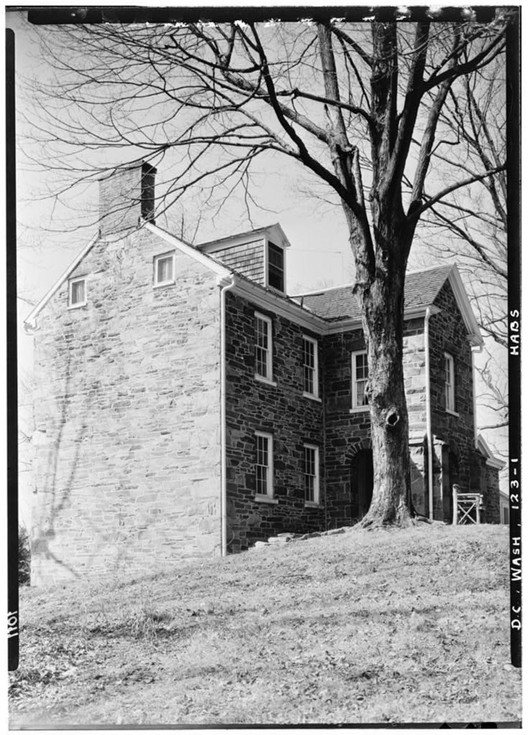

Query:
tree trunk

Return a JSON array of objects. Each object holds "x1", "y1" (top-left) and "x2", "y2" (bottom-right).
[{"x1": 356, "y1": 233, "x2": 414, "y2": 528}]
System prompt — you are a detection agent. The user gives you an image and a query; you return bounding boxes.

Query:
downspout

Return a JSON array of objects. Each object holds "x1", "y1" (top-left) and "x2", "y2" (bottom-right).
[
  {"x1": 218, "y1": 274, "x2": 236, "y2": 557},
  {"x1": 424, "y1": 307, "x2": 434, "y2": 521},
  {"x1": 470, "y1": 343, "x2": 482, "y2": 449}
]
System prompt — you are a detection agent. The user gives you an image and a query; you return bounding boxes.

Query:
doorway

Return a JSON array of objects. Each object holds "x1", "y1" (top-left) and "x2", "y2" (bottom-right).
[{"x1": 350, "y1": 448, "x2": 373, "y2": 520}]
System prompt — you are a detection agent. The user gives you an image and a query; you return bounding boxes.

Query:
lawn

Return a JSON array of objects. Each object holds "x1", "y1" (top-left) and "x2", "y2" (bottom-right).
[{"x1": 9, "y1": 523, "x2": 521, "y2": 727}]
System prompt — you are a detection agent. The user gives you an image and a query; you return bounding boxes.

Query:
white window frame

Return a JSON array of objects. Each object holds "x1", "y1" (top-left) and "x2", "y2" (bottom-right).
[
  {"x1": 255, "y1": 431, "x2": 276, "y2": 503},
  {"x1": 351, "y1": 350, "x2": 369, "y2": 411},
  {"x1": 254, "y1": 311, "x2": 275, "y2": 384},
  {"x1": 444, "y1": 352, "x2": 457, "y2": 414},
  {"x1": 303, "y1": 443, "x2": 320, "y2": 506},
  {"x1": 68, "y1": 276, "x2": 87, "y2": 309},
  {"x1": 153, "y1": 251, "x2": 175, "y2": 287},
  {"x1": 265, "y1": 240, "x2": 286, "y2": 293},
  {"x1": 302, "y1": 335, "x2": 320, "y2": 400}
]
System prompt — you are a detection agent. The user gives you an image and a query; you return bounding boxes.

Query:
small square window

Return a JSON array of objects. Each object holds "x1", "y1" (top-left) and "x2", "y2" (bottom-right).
[
  {"x1": 154, "y1": 252, "x2": 175, "y2": 286},
  {"x1": 68, "y1": 277, "x2": 87, "y2": 308}
]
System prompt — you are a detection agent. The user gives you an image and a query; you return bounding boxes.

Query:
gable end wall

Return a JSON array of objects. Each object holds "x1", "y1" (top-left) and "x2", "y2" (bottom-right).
[{"x1": 31, "y1": 227, "x2": 222, "y2": 585}]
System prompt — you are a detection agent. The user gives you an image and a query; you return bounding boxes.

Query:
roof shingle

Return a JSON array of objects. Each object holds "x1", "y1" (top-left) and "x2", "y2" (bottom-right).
[{"x1": 295, "y1": 265, "x2": 454, "y2": 322}]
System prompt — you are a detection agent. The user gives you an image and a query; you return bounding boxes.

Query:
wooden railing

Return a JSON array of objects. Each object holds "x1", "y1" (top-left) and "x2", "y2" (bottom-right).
[{"x1": 452, "y1": 484, "x2": 483, "y2": 525}]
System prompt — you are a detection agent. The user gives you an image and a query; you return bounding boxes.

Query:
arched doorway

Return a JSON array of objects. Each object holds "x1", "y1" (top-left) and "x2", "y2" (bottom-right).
[{"x1": 350, "y1": 448, "x2": 373, "y2": 520}]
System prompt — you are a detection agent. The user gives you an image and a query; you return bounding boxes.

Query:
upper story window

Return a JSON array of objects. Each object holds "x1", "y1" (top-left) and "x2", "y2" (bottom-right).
[
  {"x1": 267, "y1": 242, "x2": 284, "y2": 292},
  {"x1": 304, "y1": 444, "x2": 320, "y2": 506},
  {"x1": 153, "y1": 251, "x2": 175, "y2": 287},
  {"x1": 255, "y1": 312, "x2": 273, "y2": 382},
  {"x1": 303, "y1": 335, "x2": 319, "y2": 398},
  {"x1": 444, "y1": 352, "x2": 456, "y2": 413},
  {"x1": 255, "y1": 431, "x2": 274, "y2": 498},
  {"x1": 351, "y1": 350, "x2": 369, "y2": 410},
  {"x1": 68, "y1": 276, "x2": 87, "y2": 308}
]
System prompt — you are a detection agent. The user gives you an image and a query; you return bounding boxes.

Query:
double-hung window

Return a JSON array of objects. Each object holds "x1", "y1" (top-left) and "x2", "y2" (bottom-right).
[
  {"x1": 351, "y1": 350, "x2": 369, "y2": 410},
  {"x1": 68, "y1": 276, "x2": 87, "y2": 308},
  {"x1": 267, "y1": 242, "x2": 285, "y2": 292},
  {"x1": 304, "y1": 444, "x2": 320, "y2": 505},
  {"x1": 303, "y1": 335, "x2": 319, "y2": 398},
  {"x1": 255, "y1": 312, "x2": 273, "y2": 382},
  {"x1": 444, "y1": 353, "x2": 456, "y2": 413},
  {"x1": 255, "y1": 432, "x2": 273, "y2": 498},
  {"x1": 153, "y1": 251, "x2": 175, "y2": 286}
]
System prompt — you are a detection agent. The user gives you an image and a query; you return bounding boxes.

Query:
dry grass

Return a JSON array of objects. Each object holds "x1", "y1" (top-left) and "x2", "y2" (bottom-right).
[{"x1": 9, "y1": 523, "x2": 521, "y2": 727}]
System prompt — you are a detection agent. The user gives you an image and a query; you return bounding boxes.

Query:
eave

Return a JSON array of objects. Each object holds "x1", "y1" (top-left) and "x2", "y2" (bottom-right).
[{"x1": 24, "y1": 233, "x2": 99, "y2": 331}]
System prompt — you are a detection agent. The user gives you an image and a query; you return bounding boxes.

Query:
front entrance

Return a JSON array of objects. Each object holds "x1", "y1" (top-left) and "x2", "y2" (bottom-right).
[{"x1": 350, "y1": 448, "x2": 374, "y2": 520}]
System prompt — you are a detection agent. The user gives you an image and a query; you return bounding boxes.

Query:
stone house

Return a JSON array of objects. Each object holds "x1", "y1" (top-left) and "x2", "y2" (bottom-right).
[{"x1": 25, "y1": 163, "x2": 503, "y2": 585}]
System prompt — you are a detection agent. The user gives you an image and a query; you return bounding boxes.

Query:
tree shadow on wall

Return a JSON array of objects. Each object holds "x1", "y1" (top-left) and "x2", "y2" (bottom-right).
[{"x1": 32, "y1": 344, "x2": 91, "y2": 581}]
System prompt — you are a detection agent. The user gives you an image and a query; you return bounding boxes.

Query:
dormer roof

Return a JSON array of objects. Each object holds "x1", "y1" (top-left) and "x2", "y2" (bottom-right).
[{"x1": 197, "y1": 223, "x2": 291, "y2": 254}]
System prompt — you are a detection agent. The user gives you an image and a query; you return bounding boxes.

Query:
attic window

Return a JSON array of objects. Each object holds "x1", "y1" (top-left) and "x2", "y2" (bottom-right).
[
  {"x1": 68, "y1": 276, "x2": 87, "y2": 308},
  {"x1": 267, "y1": 242, "x2": 284, "y2": 292},
  {"x1": 154, "y1": 252, "x2": 175, "y2": 287}
]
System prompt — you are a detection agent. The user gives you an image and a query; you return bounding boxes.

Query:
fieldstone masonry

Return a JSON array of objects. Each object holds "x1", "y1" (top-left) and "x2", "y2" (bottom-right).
[
  {"x1": 31, "y1": 226, "x2": 223, "y2": 585},
  {"x1": 224, "y1": 292, "x2": 325, "y2": 551},
  {"x1": 28, "y1": 163, "x2": 502, "y2": 585}
]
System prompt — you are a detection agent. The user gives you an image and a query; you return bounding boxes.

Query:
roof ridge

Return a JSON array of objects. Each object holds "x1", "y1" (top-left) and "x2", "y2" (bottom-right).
[
  {"x1": 293, "y1": 263, "x2": 456, "y2": 298},
  {"x1": 197, "y1": 222, "x2": 283, "y2": 250},
  {"x1": 406, "y1": 262, "x2": 454, "y2": 275},
  {"x1": 291, "y1": 281, "x2": 356, "y2": 298}
]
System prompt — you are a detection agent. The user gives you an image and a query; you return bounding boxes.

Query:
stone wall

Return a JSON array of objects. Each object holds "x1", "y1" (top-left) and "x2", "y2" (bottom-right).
[
  {"x1": 428, "y1": 280, "x2": 477, "y2": 517},
  {"x1": 224, "y1": 292, "x2": 325, "y2": 551},
  {"x1": 321, "y1": 320, "x2": 428, "y2": 526},
  {"x1": 31, "y1": 226, "x2": 222, "y2": 585}
]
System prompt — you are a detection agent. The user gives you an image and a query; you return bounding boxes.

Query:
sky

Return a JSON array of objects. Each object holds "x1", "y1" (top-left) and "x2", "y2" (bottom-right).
[{"x1": 7, "y1": 8, "x2": 511, "y2": 522}]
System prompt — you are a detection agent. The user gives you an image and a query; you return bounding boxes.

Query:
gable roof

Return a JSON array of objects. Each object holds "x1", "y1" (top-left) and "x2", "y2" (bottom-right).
[
  {"x1": 24, "y1": 221, "x2": 482, "y2": 348},
  {"x1": 294, "y1": 264, "x2": 483, "y2": 346},
  {"x1": 24, "y1": 233, "x2": 100, "y2": 330},
  {"x1": 476, "y1": 434, "x2": 506, "y2": 470},
  {"x1": 294, "y1": 264, "x2": 453, "y2": 321}
]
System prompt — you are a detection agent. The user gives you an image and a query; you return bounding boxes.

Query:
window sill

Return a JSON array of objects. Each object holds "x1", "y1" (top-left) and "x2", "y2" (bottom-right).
[
  {"x1": 446, "y1": 408, "x2": 460, "y2": 417},
  {"x1": 304, "y1": 501, "x2": 321, "y2": 509},
  {"x1": 254, "y1": 495, "x2": 278, "y2": 504},
  {"x1": 67, "y1": 303, "x2": 87, "y2": 310},
  {"x1": 303, "y1": 392, "x2": 321, "y2": 403},
  {"x1": 254, "y1": 375, "x2": 277, "y2": 387},
  {"x1": 153, "y1": 280, "x2": 176, "y2": 289},
  {"x1": 349, "y1": 406, "x2": 369, "y2": 414}
]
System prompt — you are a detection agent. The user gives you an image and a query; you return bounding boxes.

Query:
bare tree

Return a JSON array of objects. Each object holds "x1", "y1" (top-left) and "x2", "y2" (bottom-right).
[
  {"x1": 415, "y1": 58, "x2": 508, "y2": 440},
  {"x1": 20, "y1": 12, "x2": 512, "y2": 527}
]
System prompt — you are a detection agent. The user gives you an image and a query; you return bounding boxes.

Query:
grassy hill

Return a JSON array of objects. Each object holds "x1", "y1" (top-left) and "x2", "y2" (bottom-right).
[{"x1": 9, "y1": 523, "x2": 521, "y2": 727}]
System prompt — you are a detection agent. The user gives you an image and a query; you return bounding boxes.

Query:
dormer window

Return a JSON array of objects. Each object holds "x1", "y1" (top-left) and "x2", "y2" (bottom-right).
[
  {"x1": 267, "y1": 242, "x2": 284, "y2": 292},
  {"x1": 154, "y1": 251, "x2": 175, "y2": 287},
  {"x1": 68, "y1": 276, "x2": 87, "y2": 308}
]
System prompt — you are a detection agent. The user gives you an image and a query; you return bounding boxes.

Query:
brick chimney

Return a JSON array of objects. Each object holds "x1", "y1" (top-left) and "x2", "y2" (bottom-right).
[{"x1": 99, "y1": 161, "x2": 156, "y2": 237}]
